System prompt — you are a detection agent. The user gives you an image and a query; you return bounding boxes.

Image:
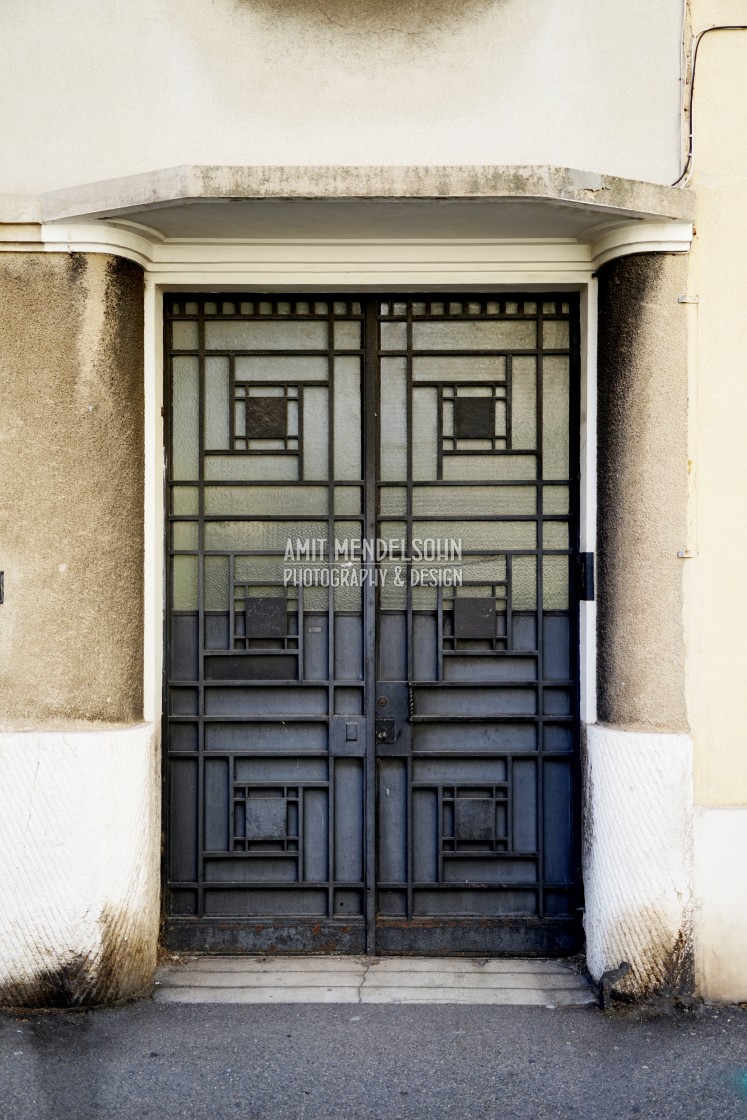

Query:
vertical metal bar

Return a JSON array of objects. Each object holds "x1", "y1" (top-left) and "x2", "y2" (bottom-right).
[
  {"x1": 326, "y1": 304, "x2": 335, "y2": 920},
  {"x1": 228, "y1": 553, "x2": 235, "y2": 652},
  {"x1": 405, "y1": 300, "x2": 414, "y2": 920},
  {"x1": 437, "y1": 584, "x2": 444, "y2": 682},
  {"x1": 197, "y1": 297, "x2": 206, "y2": 919},
  {"x1": 536, "y1": 298, "x2": 545, "y2": 920},
  {"x1": 363, "y1": 299, "x2": 378, "y2": 953}
]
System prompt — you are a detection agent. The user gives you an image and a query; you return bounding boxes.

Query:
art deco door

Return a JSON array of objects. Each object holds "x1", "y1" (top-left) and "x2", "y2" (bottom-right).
[{"x1": 165, "y1": 294, "x2": 580, "y2": 954}]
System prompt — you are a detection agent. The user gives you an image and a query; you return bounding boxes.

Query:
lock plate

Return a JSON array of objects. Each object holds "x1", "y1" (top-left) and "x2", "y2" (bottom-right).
[{"x1": 375, "y1": 718, "x2": 396, "y2": 744}]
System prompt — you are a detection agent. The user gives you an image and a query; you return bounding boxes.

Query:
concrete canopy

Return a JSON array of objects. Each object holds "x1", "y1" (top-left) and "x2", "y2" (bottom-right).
[{"x1": 38, "y1": 165, "x2": 695, "y2": 242}]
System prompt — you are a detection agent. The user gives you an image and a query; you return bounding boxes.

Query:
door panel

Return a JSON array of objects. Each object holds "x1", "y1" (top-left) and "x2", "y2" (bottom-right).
[{"x1": 164, "y1": 294, "x2": 580, "y2": 954}]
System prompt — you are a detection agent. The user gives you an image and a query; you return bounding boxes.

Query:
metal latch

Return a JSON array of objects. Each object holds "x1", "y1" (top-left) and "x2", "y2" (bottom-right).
[
  {"x1": 375, "y1": 718, "x2": 396, "y2": 744},
  {"x1": 579, "y1": 553, "x2": 595, "y2": 601}
]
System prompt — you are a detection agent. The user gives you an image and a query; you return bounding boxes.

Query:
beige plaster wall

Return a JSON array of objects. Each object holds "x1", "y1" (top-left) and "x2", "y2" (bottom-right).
[
  {"x1": 684, "y1": 12, "x2": 747, "y2": 808},
  {"x1": 596, "y1": 252, "x2": 689, "y2": 732},
  {"x1": 0, "y1": 0, "x2": 682, "y2": 197},
  {"x1": 0, "y1": 253, "x2": 144, "y2": 726}
]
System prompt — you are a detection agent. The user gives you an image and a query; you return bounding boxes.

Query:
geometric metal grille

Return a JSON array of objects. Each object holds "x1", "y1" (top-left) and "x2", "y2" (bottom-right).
[{"x1": 164, "y1": 293, "x2": 581, "y2": 954}]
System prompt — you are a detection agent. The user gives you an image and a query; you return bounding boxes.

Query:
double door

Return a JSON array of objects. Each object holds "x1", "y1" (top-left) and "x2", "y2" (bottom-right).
[{"x1": 165, "y1": 293, "x2": 580, "y2": 954}]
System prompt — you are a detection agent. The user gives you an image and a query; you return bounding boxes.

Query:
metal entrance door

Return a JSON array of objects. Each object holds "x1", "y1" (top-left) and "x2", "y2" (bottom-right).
[{"x1": 165, "y1": 294, "x2": 580, "y2": 954}]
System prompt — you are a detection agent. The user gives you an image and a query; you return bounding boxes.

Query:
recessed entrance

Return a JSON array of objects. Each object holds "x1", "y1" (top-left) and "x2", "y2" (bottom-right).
[{"x1": 164, "y1": 294, "x2": 581, "y2": 954}]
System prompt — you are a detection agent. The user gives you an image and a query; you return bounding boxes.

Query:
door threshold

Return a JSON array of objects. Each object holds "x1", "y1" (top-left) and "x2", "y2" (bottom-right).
[{"x1": 154, "y1": 955, "x2": 596, "y2": 1006}]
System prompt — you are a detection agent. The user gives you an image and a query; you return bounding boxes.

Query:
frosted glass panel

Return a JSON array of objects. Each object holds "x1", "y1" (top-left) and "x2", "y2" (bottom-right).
[
  {"x1": 172, "y1": 321, "x2": 198, "y2": 350},
  {"x1": 413, "y1": 486, "x2": 536, "y2": 517},
  {"x1": 442, "y1": 455, "x2": 537, "y2": 481},
  {"x1": 412, "y1": 356, "x2": 506, "y2": 380},
  {"x1": 511, "y1": 357, "x2": 537, "y2": 450},
  {"x1": 173, "y1": 522, "x2": 198, "y2": 550},
  {"x1": 414, "y1": 522, "x2": 536, "y2": 551},
  {"x1": 334, "y1": 321, "x2": 362, "y2": 350},
  {"x1": 333, "y1": 358, "x2": 362, "y2": 480},
  {"x1": 234, "y1": 356, "x2": 328, "y2": 381},
  {"x1": 542, "y1": 320, "x2": 570, "y2": 350},
  {"x1": 204, "y1": 486, "x2": 328, "y2": 517},
  {"x1": 380, "y1": 359, "x2": 407, "y2": 481},
  {"x1": 172, "y1": 486, "x2": 199, "y2": 515},
  {"x1": 380, "y1": 322, "x2": 407, "y2": 350},
  {"x1": 543, "y1": 486, "x2": 569, "y2": 515},
  {"x1": 543, "y1": 556, "x2": 569, "y2": 609},
  {"x1": 412, "y1": 321, "x2": 536, "y2": 350},
  {"x1": 380, "y1": 488, "x2": 407, "y2": 515},
  {"x1": 412, "y1": 386, "x2": 438, "y2": 481},
  {"x1": 543, "y1": 522, "x2": 569, "y2": 549},
  {"x1": 302, "y1": 388, "x2": 329, "y2": 480},
  {"x1": 334, "y1": 487, "x2": 362, "y2": 515},
  {"x1": 542, "y1": 356, "x2": 570, "y2": 480},
  {"x1": 512, "y1": 555, "x2": 537, "y2": 610},
  {"x1": 205, "y1": 357, "x2": 230, "y2": 450},
  {"x1": 204, "y1": 555, "x2": 229, "y2": 611},
  {"x1": 205, "y1": 521, "x2": 327, "y2": 551},
  {"x1": 173, "y1": 555, "x2": 198, "y2": 610},
  {"x1": 171, "y1": 357, "x2": 199, "y2": 480},
  {"x1": 205, "y1": 320, "x2": 327, "y2": 350},
  {"x1": 204, "y1": 455, "x2": 298, "y2": 481}
]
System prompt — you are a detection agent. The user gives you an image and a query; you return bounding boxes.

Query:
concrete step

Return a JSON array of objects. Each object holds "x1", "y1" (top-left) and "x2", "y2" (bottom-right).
[{"x1": 154, "y1": 956, "x2": 596, "y2": 1006}]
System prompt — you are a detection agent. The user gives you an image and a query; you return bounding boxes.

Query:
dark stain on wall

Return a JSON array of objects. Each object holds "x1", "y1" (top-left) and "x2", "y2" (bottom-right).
[{"x1": 596, "y1": 253, "x2": 689, "y2": 732}]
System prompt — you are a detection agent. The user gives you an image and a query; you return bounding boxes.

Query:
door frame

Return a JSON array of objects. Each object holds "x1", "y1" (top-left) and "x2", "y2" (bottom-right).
[{"x1": 158, "y1": 283, "x2": 591, "y2": 952}]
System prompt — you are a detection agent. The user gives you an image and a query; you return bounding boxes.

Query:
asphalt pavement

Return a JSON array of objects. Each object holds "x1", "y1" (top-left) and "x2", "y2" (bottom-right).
[{"x1": 1, "y1": 1000, "x2": 747, "y2": 1119}]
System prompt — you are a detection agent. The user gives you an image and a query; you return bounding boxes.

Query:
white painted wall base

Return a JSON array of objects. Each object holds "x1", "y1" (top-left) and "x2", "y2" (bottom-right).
[
  {"x1": 583, "y1": 723, "x2": 694, "y2": 997},
  {"x1": 0, "y1": 724, "x2": 160, "y2": 1006},
  {"x1": 693, "y1": 806, "x2": 747, "y2": 1001}
]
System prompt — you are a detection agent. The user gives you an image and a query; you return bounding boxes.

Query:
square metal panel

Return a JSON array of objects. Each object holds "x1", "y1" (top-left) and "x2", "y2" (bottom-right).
[
  {"x1": 246, "y1": 396, "x2": 287, "y2": 439},
  {"x1": 455, "y1": 798, "x2": 494, "y2": 843},
  {"x1": 245, "y1": 797, "x2": 287, "y2": 841},
  {"x1": 454, "y1": 396, "x2": 495, "y2": 439},
  {"x1": 246, "y1": 596, "x2": 287, "y2": 639},
  {"x1": 453, "y1": 597, "x2": 496, "y2": 639}
]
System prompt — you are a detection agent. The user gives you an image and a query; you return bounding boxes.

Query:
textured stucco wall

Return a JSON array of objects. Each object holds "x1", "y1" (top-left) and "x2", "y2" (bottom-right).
[
  {"x1": 596, "y1": 252, "x2": 689, "y2": 732},
  {"x1": 0, "y1": 725, "x2": 160, "y2": 1007},
  {"x1": 0, "y1": 252, "x2": 144, "y2": 725},
  {"x1": 0, "y1": 0, "x2": 682, "y2": 197}
]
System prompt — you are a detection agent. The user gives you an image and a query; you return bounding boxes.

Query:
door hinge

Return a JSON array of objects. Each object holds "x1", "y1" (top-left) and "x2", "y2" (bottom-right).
[{"x1": 579, "y1": 553, "x2": 595, "y2": 601}]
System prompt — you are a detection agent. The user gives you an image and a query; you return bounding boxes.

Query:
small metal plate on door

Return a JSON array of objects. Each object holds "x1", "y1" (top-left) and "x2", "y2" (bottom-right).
[
  {"x1": 454, "y1": 597, "x2": 496, "y2": 639},
  {"x1": 375, "y1": 718, "x2": 396, "y2": 744},
  {"x1": 246, "y1": 597, "x2": 286, "y2": 639}
]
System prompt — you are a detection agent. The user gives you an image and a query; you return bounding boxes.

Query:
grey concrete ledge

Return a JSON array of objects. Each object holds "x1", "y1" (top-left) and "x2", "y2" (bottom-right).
[{"x1": 40, "y1": 165, "x2": 695, "y2": 224}]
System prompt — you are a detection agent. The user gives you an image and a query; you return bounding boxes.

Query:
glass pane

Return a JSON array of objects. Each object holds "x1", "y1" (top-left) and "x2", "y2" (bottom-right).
[
  {"x1": 543, "y1": 556, "x2": 569, "y2": 610},
  {"x1": 204, "y1": 455, "x2": 298, "y2": 481},
  {"x1": 172, "y1": 486, "x2": 199, "y2": 515},
  {"x1": 205, "y1": 521, "x2": 328, "y2": 551},
  {"x1": 413, "y1": 486, "x2": 536, "y2": 517},
  {"x1": 302, "y1": 388, "x2": 329, "y2": 480},
  {"x1": 442, "y1": 455, "x2": 537, "y2": 482},
  {"x1": 204, "y1": 555, "x2": 229, "y2": 611},
  {"x1": 542, "y1": 356, "x2": 570, "y2": 480},
  {"x1": 204, "y1": 486, "x2": 328, "y2": 517},
  {"x1": 543, "y1": 486, "x2": 569, "y2": 515},
  {"x1": 205, "y1": 320, "x2": 327, "y2": 350},
  {"x1": 412, "y1": 386, "x2": 438, "y2": 481},
  {"x1": 379, "y1": 564, "x2": 407, "y2": 609},
  {"x1": 334, "y1": 321, "x2": 361, "y2": 350},
  {"x1": 412, "y1": 321, "x2": 536, "y2": 350},
  {"x1": 171, "y1": 356, "x2": 199, "y2": 480},
  {"x1": 511, "y1": 357, "x2": 537, "y2": 450},
  {"x1": 379, "y1": 358, "x2": 407, "y2": 481},
  {"x1": 173, "y1": 522, "x2": 198, "y2": 550},
  {"x1": 380, "y1": 322, "x2": 407, "y2": 350},
  {"x1": 172, "y1": 555, "x2": 198, "y2": 610},
  {"x1": 333, "y1": 357, "x2": 362, "y2": 480},
  {"x1": 542, "y1": 321, "x2": 570, "y2": 350},
  {"x1": 407, "y1": 521, "x2": 536, "y2": 551},
  {"x1": 234, "y1": 356, "x2": 328, "y2": 381},
  {"x1": 379, "y1": 487, "x2": 407, "y2": 515},
  {"x1": 172, "y1": 321, "x2": 198, "y2": 350},
  {"x1": 334, "y1": 487, "x2": 362, "y2": 515},
  {"x1": 511, "y1": 555, "x2": 537, "y2": 610},
  {"x1": 412, "y1": 356, "x2": 506, "y2": 380},
  {"x1": 205, "y1": 357, "x2": 230, "y2": 451},
  {"x1": 543, "y1": 522, "x2": 569, "y2": 549}
]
